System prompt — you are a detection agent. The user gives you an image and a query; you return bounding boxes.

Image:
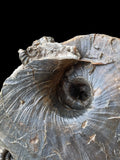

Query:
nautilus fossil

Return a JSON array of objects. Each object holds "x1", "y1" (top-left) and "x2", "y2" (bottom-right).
[{"x1": 0, "y1": 34, "x2": 120, "y2": 160}]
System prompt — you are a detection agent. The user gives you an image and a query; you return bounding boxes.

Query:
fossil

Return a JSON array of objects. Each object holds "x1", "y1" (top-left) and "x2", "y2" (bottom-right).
[{"x1": 0, "y1": 34, "x2": 120, "y2": 160}]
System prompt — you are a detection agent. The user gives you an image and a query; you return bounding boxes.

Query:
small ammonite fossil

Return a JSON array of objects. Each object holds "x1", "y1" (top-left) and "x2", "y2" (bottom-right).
[{"x1": 0, "y1": 34, "x2": 120, "y2": 160}]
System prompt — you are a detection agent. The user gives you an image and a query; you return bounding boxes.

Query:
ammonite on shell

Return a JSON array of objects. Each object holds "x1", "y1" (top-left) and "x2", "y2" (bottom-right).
[{"x1": 0, "y1": 34, "x2": 120, "y2": 160}]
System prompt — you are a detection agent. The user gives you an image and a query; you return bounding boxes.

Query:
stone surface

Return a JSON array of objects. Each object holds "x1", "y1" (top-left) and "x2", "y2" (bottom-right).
[{"x1": 0, "y1": 34, "x2": 120, "y2": 160}]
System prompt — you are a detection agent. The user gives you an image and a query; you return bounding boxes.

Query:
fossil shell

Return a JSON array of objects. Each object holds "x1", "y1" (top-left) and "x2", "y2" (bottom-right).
[{"x1": 0, "y1": 34, "x2": 120, "y2": 160}]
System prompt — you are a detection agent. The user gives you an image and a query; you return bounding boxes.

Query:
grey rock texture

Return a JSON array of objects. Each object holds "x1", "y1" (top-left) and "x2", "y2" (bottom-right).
[{"x1": 0, "y1": 34, "x2": 120, "y2": 160}]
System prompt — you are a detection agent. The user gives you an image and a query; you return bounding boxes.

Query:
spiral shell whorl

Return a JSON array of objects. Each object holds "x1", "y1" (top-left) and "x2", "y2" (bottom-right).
[{"x1": 0, "y1": 34, "x2": 120, "y2": 160}]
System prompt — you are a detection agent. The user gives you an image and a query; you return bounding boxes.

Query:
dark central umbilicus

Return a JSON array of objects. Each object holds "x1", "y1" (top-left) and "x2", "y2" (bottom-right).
[{"x1": 69, "y1": 81, "x2": 91, "y2": 101}]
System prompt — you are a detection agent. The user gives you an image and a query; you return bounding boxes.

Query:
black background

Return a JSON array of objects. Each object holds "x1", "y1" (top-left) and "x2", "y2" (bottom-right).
[{"x1": 0, "y1": 2, "x2": 120, "y2": 88}]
